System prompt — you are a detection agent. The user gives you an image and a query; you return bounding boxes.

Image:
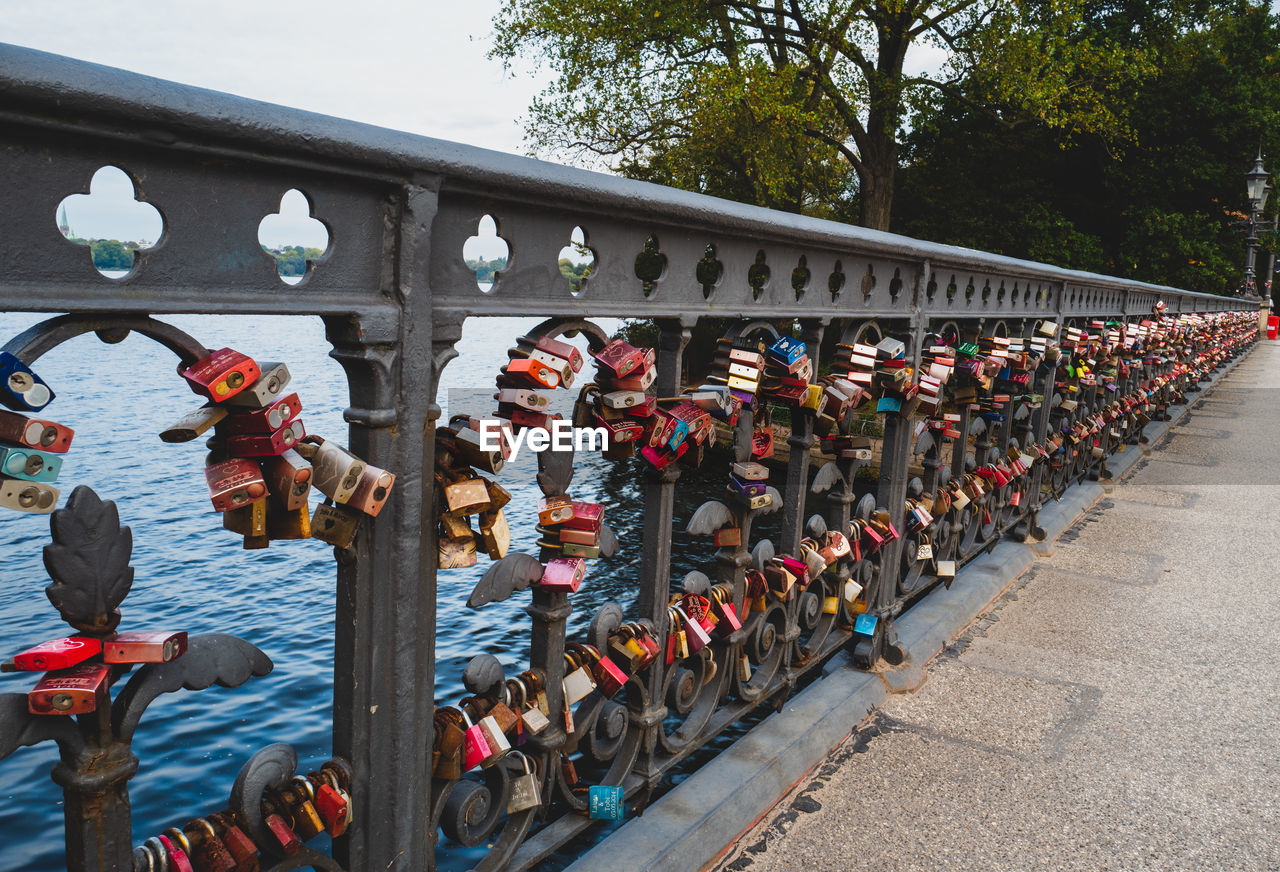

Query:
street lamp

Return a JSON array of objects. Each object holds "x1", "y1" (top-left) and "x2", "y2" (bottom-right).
[{"x1": 1242, "y1": 151, "x2": 1271, "y2": 298}]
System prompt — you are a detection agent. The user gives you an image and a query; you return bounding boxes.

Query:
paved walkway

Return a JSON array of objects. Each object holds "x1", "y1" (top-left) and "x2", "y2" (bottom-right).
[{"x1": 716, "y1": 340, "x2": 1280, "y2": 872}]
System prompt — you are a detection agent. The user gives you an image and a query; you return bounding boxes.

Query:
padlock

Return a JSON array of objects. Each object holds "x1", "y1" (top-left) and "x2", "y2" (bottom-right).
[
  {"x1": 311, "y1": 770, "x2": 350, "y2": 838},
  {"x1": 539, "y1": 557, "x2": 585, "y2": 592},
  {"x1": 208, "y1": 813, "x2": 259, "y2": 872},
  {"x1": 558, "y1": 540, "x2": 602, "y2": 559},
  {"x1": 224, "y1": 361, "x2": 292, "y2": 408},
  {"x1": 223, "y1": 393, "x2": 302, "y2": 435},
  {"x1": 506, "y1": 751, "x2": 542, "y2": 814},
  {"x1": 5, "y1": 635, "x2": 101, "y2": 672},
  {"x1": 187, "y1": 817, "x2": 236, "y2": 872},
  {"x1": 562, "y1": 652, "x2": 597, "y2": 706},
  {"x1": 588, "y1": 785, "x2": 625, "y2": 821},
  {"x1": 799, "y1": 542, "x2": 827, "y2": 579},
  {"x1": 260, "y1": 797, "x2": 302, "y2": 855},
  {"x1": 222, "y1": 498, "x2": 267, "y2": 538},
  {"x1": 0, "y1": 445, "x2": 61, "y2": 482},
  {"x1": 161, "y1": 402, "x2": 229, "y2": 443},
  {"x1": 205, "y1": 458, "x2": 267, "y2": 512},
  {"x1": 0, "y1": 409, "x2": 74, "y2": 452},
  {"x1": 537, "y1": 494, "x2": 574, "y2": 525},
  {"x1": 296, "y1": 439, "x2": 366, "y2": 503},
  {"x1": 282, "y1": 777, "x2": 326, "y2": 840},
  {"x1": 441, "y1": 475, "x2": 492, "y2": 515},
  {"x1": 525, "y1": 334, "x2": 584, "y2": 372},
  {"x1": 312, "y1": 501, "x2": 363, "y2": 549},
  {"x1": 261, "y1": 449, "x2": 312, "y2": 512},
  {"x1": 266, "y1": 503, "x2": 312, "y2": 540},
  {"x1": 506, "y1": 357, "x2": 561, "y2": 389},
  {"x1": 159, "y1": 831, "x2": 197, "y2": 872},
  {"x1": 181, "y1": 348, "x2": 260, "y2": 403},
  {"x1": 593, "y1": 339, "x2": 644, "y2": 378},
  {"x1": 28, "y1": 661, "x2": 110, "y2": 715},
  {"x1": 433, "y1": 708, "x2": 466, "y2": 780},
  {"x1": 103, "y1": 631, "x2": 187, "y2": 664},
  {"x1": 674, "y1": 606, "x2": 711, "y2": 654},
  {"x1": 0, "y1": 353, "x2": 53, "y2": 413},
  {"x1": 227, "y1": 419, "x2": 305, "y2": 456},
  {"x1": 461, "y1": 706, "x2": 495, "y2": 769},
  {"x1": 477, "y1": 508, "x2": 511, "y2": 560},
  {"x1": 342, "y1": 465, "x2": 395, "y2": 517},
  {"x1": 495, "y1": 387, "x2": 552, "y2": 413},
  {"x1": 708, "y1": 590, "x2": 742, "y2": 638},
  {"x1": 437, "y1": 531, "x2": 477, "y2": 568},
  {"x1": 763, "y1": 562, "x2": 795, "y2": 601},
  {"x1": 713, "y1": 527, "x2": 741, "y2": 548},
  {"x1": 530, "y1": 349, "x2": 576, "y2": 388},
  {"x1": 608, "y1": 626, "x2": 647, "y2": 673},
  {"x1": 573, "y1": 643, "x2": 628, "y2": 698}
]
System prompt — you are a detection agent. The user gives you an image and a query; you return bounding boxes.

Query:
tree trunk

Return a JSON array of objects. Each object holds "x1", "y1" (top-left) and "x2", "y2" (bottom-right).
[{"x1": 858, "y1": 145, "x2": 897, "y2": 232}]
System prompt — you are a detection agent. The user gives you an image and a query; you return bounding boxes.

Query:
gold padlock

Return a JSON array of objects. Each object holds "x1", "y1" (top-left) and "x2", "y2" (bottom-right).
[
  {"x1": 438, "y1": 532, "x2": 477, "y2": 569},
  {"x1": 312, "y1": 501, "x2": 362, "y2": 548},
  {"x1": 477, "y1": 508, "x2": 511, "y2": 560},
  {"x1": 267, "y1": 503, "x2": 312, "y2": 540}
]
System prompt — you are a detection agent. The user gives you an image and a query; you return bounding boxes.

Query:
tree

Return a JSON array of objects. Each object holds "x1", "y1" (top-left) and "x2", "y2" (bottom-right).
[
  {"x1": 895, "y1": 0, "x2": 1280, "y2": 294},
  {"x1": 493, "y1": 0, "x2": 1151, "y2": 229}
]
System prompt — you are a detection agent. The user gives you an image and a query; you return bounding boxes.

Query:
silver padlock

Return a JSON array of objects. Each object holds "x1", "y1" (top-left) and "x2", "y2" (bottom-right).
[
  {"x1": 506, "y1": 751, "x2": 542, "y2": 814},
  {"x1": 562, "y1": 655, "x2": 597, "y2": 706}
]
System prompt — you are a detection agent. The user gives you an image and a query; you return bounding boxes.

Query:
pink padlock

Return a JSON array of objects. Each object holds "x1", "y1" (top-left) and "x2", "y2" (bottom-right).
[
  {"x1": 674, "y1": 606, "x2": 711, "y2": 654},
  {"x1": 539, "y1": 557, "x2": 585, "y2": 593},
  {"x1": 462, "y1": 710, "x2": 495, "y2": 772}
]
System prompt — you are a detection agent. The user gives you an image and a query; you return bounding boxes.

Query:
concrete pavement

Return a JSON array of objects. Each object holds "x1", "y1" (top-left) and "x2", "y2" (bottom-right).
[{"x1": 714, "y1": 340, "x2": 1280, "y2": 872}]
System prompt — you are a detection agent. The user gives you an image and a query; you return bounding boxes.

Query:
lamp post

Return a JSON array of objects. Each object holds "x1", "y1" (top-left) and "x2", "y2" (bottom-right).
[{"x1": 1243, "y1": 152, "x2": 1271, "y2": 297}]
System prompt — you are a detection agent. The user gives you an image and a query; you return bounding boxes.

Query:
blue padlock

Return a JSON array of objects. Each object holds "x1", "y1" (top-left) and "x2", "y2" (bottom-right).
[
  {"x1": 0, "y1": 353, "x2": 54, "y2": 413},
  {"x1": 0, "y1": 445, "x2": 62, "y2": 482},
  {"x1": 854, "y1": 613, "x2": 878, "y2": 636},
  {"x1": 768, "y1": 336, "x2": 806, "y2": 366},
  {"x1": 588, "y1": 784, "x2": 625, "y2": 821}
]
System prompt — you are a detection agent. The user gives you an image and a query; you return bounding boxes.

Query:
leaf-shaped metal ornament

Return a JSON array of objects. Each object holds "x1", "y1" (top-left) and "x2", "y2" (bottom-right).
[
  {"x1": 0, "y1": 693, "x2": 87, "y2": 763},
  {"x1": 590, "y1": 602, "x2": 625, "y2": 652},
  {"x1": 804, "y1": 514, "x2": 828, "y2": 539},
  {"x1": 111, "y1": 633, "x2": 273, "y2": 742},
  {"x1": 681, "y1": 570, "x2": 712, "y2": 596},
  {"x1": 687, "y1": 500, "x2": 734, "y2": 536},
  {"x1": 536, "y1": 447, "x2": 575, "y2": 497},
  {"x1": 913, "y1": 429, "x2": 936, "y2": 456},
  {"x1": 598, "y1": 522, "x2": 619, "y2": 558},
  {"x1": 968, "y1": 416, "x2": 987, "y2": 438},
  {"x1": 42, "y1": 486, "x2": 133, "y2": 635},
  {"x1": 463, "y1": 654, "x2": 506, "y2": 696},
  {"x1": 751, "y1": 539, "x2": 775, "y2": 570},
  {"x1": 811, "y1": 461, "x2": 844, "y2": 494},
  {"x1": 467, "y1": 553, "x2": 545, "y2": 608}
]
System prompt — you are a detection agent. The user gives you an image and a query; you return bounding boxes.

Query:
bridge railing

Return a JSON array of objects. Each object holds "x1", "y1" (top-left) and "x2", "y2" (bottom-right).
[{"x1": 0, "y1": 43, "x2": 1256, "y2": 872}]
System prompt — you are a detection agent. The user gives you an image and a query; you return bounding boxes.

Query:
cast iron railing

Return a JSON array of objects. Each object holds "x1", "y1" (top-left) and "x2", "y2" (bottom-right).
[{"x1": 0, "y1": 43, "x2": 1256, "y2": 872}]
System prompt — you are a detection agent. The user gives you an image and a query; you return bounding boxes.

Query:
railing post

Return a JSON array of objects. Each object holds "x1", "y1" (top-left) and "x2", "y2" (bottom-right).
[
  {"x1": 780, "y1": 320, "x2": 825, "y2": 555},
  {"x1": 324, "y1": 178, "x2": 439, "y2": 871}
]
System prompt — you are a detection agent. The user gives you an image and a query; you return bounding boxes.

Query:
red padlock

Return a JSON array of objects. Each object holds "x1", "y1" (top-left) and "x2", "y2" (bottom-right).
[
  {"x1": 223, "y1": 393, "x2": 302, "y2": 435},
  {"x1": 5, "y1": 635, "x2": 101, "y2": 672},
  {"x1": 210, "y1": 813, "x2": 260, "y2": 872},
  {"x1": 182, "y1": 348, "x2": 261, "y2": 403},
  {"x1": 102, "y1": 631, "x2": 187, "y2": 664},
  {"x1": 159, "y1": 831, "x2": 197, "y2": 872},
  {"x1": 261, "y1": 799, "x2": 302, "y2": 855},
  {"x1": 28, "y1": 661, "x2": 110, "y2": 715}
]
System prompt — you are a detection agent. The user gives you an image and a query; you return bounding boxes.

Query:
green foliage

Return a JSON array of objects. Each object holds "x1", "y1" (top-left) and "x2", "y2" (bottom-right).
[
  {"x1": 494, "y1": 0, "x2": 1151, "y2": 229},
  {"x1": 89, "y1": 239, "x2": 133, "y2": 271},
  {"x1": 265, "y1": 245, "x2": 326, "y2": 277},
  {"x1": 464, "y1": 257, "x2": 509, "y2": 284},
  {"x1": 896, "y1": 0, "x2": 1280, "y2": 295}
]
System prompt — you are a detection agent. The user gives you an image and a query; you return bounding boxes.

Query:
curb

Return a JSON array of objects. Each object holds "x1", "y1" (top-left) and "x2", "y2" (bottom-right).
[{"x1": 564, "y1": 349, "x2": 1250, "y2": 872}]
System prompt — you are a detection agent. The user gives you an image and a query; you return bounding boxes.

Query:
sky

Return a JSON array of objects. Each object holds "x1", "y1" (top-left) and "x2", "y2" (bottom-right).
[{"x1": 2, "y1": 0, "x2": 946, "y2": 250}]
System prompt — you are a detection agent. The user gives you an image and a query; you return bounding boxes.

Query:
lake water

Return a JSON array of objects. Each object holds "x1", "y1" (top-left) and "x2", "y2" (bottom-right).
[{"x1": 0, "y1": 310, "x2": 767, "y2": 871}]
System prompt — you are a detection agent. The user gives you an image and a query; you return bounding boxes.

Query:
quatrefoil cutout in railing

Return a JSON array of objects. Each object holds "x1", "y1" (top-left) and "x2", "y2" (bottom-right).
[
  {"x1": 860, "y1": 264, "x2": 876, "y2": 299},
  {"x1": 258, "y1": 189, "x2": 331, "y2": 286},
  {"x1": 747, "y1": 250, "x2": 770, "y2": 301},
  {"x1": 55, "y1": 165, "x2": 164, "y2": 281},
  {"x1": 558, "y1": 226, "x2": 596, "y2": 296},
  {"x1": 697, "y1": 244, "x2": 724, "y2": 299},
  {"x1": 829, "y1": 260, "x2": 846, "y2": 301},
  {"x1": 463, "y1": 214, "x2": 510, "y2": 294},
  {"x1": 635, "y1": 234, "x2": 667, "y2": 297},
  {"x1": 791, "y1": 256, "x2": 811, "y2": 300}
]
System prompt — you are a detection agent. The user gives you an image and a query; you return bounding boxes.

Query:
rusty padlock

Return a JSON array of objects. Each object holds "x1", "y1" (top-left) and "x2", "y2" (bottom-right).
[
  {"x1": 186, "y1": 818, "x2": 236, "y2": 872},
  {"x1": 260, "y1": 796, "x2": 302, "y2": 855},
  {"x1": 209, "y1": 812, "x2": 259, "y2": 872}
]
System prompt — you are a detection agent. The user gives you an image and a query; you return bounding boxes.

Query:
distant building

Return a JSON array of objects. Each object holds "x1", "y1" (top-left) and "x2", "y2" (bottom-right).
[{"x1": 57, "y1": 204, "x2": 73, "y2": 239}]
